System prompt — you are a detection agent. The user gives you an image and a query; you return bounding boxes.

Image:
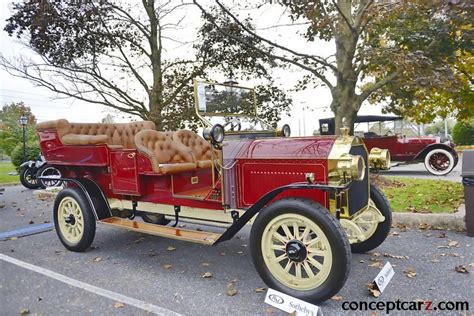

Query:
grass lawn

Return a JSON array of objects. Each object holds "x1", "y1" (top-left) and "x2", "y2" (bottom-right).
[
  {"x1": 0, "y1": 161, "x2": 19, "y2": 185},
  {"x1": 373, "y1": 175, "x2": 464, "y2": 213}
]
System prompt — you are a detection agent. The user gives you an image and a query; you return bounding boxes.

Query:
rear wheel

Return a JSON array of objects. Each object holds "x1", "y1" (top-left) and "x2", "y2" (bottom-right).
[
  {"x1": 424, "y1": 148, "x2": 455, "y2": 176},
  {"x1": 141, "y1": 213, "x2": 170, "y2": 225},
  {"x1": 53, "y1": 187, "x2": 96, "y2": 252},
  {"x1": 36, "y1": 165, "x2": 62, "y2": 188},
  {"x1": 19, "y1": 166, "x2": 40, "y2": 189},
  {"x1": 250, "y1": 198, "x2": 350, "y2": 303}
]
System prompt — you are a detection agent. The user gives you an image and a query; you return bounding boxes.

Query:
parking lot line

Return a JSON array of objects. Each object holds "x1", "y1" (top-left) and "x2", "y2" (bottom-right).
[{"x1": 0, "y1": 253, "x2": 182, "y2": 316}]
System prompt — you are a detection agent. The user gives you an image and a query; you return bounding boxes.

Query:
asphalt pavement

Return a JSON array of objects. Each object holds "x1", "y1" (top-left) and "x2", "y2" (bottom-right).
[
  {"x1": 1, "y1": 185, "x2": 473, "y2": 316},
  {"x1": 379, "y1": 157, "x2": 463, "y2": 182}
]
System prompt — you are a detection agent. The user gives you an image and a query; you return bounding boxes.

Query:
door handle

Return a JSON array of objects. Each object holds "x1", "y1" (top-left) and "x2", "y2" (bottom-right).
[{"x1": 127, "y1": 153, "x2": 136, "y2": 159}]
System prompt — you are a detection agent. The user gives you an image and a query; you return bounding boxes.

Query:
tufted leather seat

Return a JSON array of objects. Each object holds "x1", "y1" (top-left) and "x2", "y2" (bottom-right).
[
  {"x1": 173, "y1": 130, "x2": 216, "y2": 169},
  {"x1": 36, "y1": 119, "x2": 156, "y2": 148},
  {"x1": 134, "y1": 130, "x2": 197, "y2": 174}
]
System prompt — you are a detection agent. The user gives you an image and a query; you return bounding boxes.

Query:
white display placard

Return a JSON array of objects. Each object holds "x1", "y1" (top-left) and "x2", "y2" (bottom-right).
[
  {"x1": 374, "y1": 261, "x2": 395, "y2": 293},
  {"x1": 264, "y1": 288, "x2": 321, "y2": 316}
]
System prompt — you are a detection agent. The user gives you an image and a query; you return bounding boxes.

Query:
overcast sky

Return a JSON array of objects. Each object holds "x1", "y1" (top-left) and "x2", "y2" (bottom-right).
[{"x1": 0, "y1": 1, "x2": 386, "y2": 135}]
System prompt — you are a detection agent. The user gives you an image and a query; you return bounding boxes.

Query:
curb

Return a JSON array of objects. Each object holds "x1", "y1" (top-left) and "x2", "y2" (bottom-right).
[
  {"x1": 392, "y1": 205, "x2": 466, "y2": 231},
  {"x1": 0, "y1": 183, "x2": 21, "y2": 187}
]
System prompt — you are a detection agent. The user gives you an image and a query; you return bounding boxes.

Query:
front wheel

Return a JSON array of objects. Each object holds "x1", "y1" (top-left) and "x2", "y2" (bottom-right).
[
  {"x1": 53, "y1": 187, "x2": 96, "y2": 252},
  {"x1": 250, "y1": 198, "x2": 351, "y2": 303},
  {"x1": 424, "y1": 148, "x2": 455, "y2": 176},
  {"x1": 19, "y1": 166, "x2": 40, "y2": 189}
]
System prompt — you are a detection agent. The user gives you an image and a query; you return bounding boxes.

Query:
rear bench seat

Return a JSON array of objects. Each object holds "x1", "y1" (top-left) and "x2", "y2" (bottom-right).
[{"x1": 36, "y1": 119, "x2": 156, "y2": 148}]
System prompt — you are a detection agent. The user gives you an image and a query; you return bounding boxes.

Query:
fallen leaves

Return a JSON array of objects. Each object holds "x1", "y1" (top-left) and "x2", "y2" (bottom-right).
[
  {"x1": 255, "y1": 287, "x2": 266, "y2": 293},
  {"x1": 384, "y1": 253, "x2": 409, "y2": 260},
  {"x1": 447, "y1": 240, "x2": 459, "y2": 248},
  {"x1": 162, "y1": 264, "x2": 173, "y2": 270},
  {"x1": 437, "y1": 232, "x2": 446, "y2": 238},
  {"x1": 331, "y1": 295, "x2": 343, "y2": 301},
  {"x1": 202, "y1": 272, "x2": 213, "y2": 278},
  {"x1": 114, "y1": 302, "x2": 125, "y2": 309},
  {"x1": 403, "y1": 267, "x2": 417, "y2": 279},
  {"x1": 134, "y1": 237, "x2": 145, "y2": 244},
  {"x1": 93, "y1": 257, "x2": 103, "y2": 263},
  {"x1": 166, "y1": 246, "x2": 176, "y2": 252},
  {"x1": 454, "y1": 265, "x2": 469, "y2": 274},
  {"x1": 226, "y1": 283, "x2": 237, "y2": 296},
  {"x1": 20, "y1": 308, "x2": 29, "y2": 315},
  {"x1": 367, "y1": 282, "x2": 381, "y2": 298},
  {"x1": 201, "y1": 262, "x2": 211, "y2": 267}
]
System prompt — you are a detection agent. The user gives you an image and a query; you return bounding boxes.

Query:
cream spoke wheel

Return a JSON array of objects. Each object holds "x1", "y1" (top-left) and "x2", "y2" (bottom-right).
[
  {"x1": 261, "y1": 213, "x2": 333, "y2": 291},
  {"x1": 57, "y1": 197, "x2": 84, "y2": 244}
]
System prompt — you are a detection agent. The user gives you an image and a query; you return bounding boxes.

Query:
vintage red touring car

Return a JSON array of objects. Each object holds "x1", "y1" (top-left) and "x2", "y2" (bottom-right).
[
  {"x1": 319, "y1": 116, "x2": 459, "y2": 176},
  {"x1": 36, "y1": 81, "x2": 392, "y2": 303}
]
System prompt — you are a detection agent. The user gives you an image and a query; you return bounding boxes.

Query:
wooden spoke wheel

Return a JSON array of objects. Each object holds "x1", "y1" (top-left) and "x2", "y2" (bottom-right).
[
  {"x1": 53, "y1": 188, "x2": 96, "y2": 252},
  {"x1": 250, "y1": 198, "x2": 350, "y2": 303}
]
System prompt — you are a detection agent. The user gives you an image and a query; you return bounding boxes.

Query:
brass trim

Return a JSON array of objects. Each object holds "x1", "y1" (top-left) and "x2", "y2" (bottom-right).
[{"x1": 191, "y1": 176, "x2": 199, "y2": 184}]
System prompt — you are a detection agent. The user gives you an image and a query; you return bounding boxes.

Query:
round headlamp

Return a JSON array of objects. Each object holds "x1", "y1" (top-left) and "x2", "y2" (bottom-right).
[
  {"x1": 336, "y1": 154, "x2": 366, "y2": 181},
  {"x1": 369, "y1": 148, "x2": 391, "y2": 170},
  {"x1": 282, "y1": 124, "x2": 291, "y2": 137},
  {"x1": 210, "y1": 124, "x2": 225, "y2": 143}
]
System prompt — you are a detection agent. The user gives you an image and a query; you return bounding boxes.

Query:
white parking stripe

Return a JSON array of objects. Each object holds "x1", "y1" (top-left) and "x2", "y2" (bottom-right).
[{"x1": 0, "y1": 253, "x2": 182, "y2": 316}]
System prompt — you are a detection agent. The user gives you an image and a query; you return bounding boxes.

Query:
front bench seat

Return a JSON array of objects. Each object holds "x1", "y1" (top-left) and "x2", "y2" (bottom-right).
[
  {"x1": 134, "y1": 130, "x2": 197, "y2": 174},
  {"x1": 173, "y1": 130, "x2": 216, "y2": 169}
]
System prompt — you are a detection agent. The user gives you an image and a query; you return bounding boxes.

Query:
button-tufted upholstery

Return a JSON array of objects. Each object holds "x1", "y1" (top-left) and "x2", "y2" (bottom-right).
[
  {"x1": 173, "y1": 130, "x2": 216, "y2": 169},
  {"x1": 134, "y1": 130, "x2": 197, "y2": 174},
  {"x1": 36, "y1": 119, "x2": 156, "y2": 148}
]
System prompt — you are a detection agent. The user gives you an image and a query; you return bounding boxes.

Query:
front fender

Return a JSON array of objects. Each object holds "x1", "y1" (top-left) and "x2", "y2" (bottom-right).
[{"x1": 413, "y1": 143, "x2": 458, "y2": 163}]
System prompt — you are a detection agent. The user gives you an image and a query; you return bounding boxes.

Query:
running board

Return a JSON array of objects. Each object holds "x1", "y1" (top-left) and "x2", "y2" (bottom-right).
[{"x1": 99, "y1": 217, "x2": 220, "y2": 245}]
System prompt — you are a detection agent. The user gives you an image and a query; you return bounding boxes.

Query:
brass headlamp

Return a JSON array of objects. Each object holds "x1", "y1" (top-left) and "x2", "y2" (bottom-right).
[
  {"x1": 336, "y1": 154, "x2": 366, "y2": 182},
  {"x1": 369, "y1": 148, "x2": 391, "y2": 170}
]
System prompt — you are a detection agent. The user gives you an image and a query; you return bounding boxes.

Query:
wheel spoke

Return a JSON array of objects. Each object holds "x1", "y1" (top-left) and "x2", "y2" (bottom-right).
[
  {"x1": 272, "y1": 253, "x2": 287, "y2": 264},
  {"x1": 270, "y1": 244, "x2": 285, "y2": 251},
  {"x1": 284, "y1": 260, "x2": 293, "y2": 273},
  {"x1": 281, "y1": 224, "x2": 293, "y2": 240},
  {"x1": 293, "y1": 222, "x2": 299, "y2": 240},
  {"x1": 295, "y1": 263, "x2": 302, "y2": 278},
  {"x1": 300, "y1": 227, "x2": 310, "y2": 242},
  {"x1": 307, "y1": 248, "x2": 326, "y2": 257},
  {"x1": 272, "y1": 232, "x2": 287, "y2": 244},
  {"x1": 302, "y1": 261, "x2": 315, "y2": 278},
  {"x1": 307, "y1": 256, "x2": 323, "y2": 270},
  {"x1": 306, "y1": 236, "x2": 320, "y2": 247}
]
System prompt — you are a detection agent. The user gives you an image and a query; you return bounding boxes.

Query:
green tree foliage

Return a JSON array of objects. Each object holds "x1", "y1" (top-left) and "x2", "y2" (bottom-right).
[
  {"x1": 2, "y1": 0, "x2": 291, "y2": 130},
  {"x1": 452, "y1": 120, "x2": 474, "y2": 145},
  {"x1": 195, "y1": 1, "x2": 473, "y2": 134},
  {"x1": 11, "y1": 140, "x2": 41, "y2": 168},
  {"x1": 0, "y1": 102, "x2": 37, "y2": 157}
]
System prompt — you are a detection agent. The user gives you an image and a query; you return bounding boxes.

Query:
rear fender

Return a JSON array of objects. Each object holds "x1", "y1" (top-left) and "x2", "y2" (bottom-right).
[
  {"x1": 47, "y1": 177, "x2": 112, "y2": 220},
  {"x1": 413, "y1": 143, "x2": 458, "y2": 163}
]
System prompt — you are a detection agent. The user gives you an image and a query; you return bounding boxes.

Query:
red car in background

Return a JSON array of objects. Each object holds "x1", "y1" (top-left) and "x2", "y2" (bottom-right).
[{"x1": 319, "y1": 116, "x2": 459, "y2": 176}]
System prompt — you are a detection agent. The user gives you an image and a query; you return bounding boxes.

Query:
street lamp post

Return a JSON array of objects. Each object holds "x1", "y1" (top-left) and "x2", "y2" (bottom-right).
[{"x1": 19, "y1": 115, "x2": 28, "y2": 162}]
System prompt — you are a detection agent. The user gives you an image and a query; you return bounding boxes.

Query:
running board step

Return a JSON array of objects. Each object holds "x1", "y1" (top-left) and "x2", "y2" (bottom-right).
[{"x1": 99, "y1": 217, "x2": 221, "y2": 245}]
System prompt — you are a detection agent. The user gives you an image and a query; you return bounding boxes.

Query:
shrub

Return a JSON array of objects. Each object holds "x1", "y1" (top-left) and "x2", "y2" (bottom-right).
[
  {"x1": 11, "y1": 141, "x2": 41, "y2": 169},
  {"x1": 452, "y1": 120, "x2": 474, "y2": 146}
]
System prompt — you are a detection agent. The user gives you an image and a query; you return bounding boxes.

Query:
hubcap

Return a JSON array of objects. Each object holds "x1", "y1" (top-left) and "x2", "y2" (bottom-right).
[
  {"x1": 429, "y1": 153, "x2": 450, "y2": 171},
  {"x1": 286, "y1": 240, "x2": 307, "y2": 262},
  {"x1": 261, "y1": 213, "x2": 333, "y2": 291},
  {"x1": 58, "y1": 197, "x2": 84, "y2": 244}
]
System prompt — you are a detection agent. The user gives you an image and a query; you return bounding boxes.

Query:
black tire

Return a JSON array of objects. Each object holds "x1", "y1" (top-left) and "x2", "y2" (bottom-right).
[
  {"x1": 250, "y1": 198, "x2": 351, "y2": 303},
  {"x1": 19, "y1": 166, "x2": 41, "y2": 189},
  {"x1": 141, "y1": 213, "x2": 170, "y2": 225},
  {"x1": 53, "y1": 187, "x2": 96, "y2": 252},
  {"x1": 36, "y1": 164, "x2": 62, "y2": 188},
  {"x1": 351, "y1": 184, "x2": 392, "y2": 253}
]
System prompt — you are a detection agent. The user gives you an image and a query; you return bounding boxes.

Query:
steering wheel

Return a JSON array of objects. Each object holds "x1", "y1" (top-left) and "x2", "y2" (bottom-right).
[{"x1": 223, "y1": 119, "x2": 241, "y2": 132}]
